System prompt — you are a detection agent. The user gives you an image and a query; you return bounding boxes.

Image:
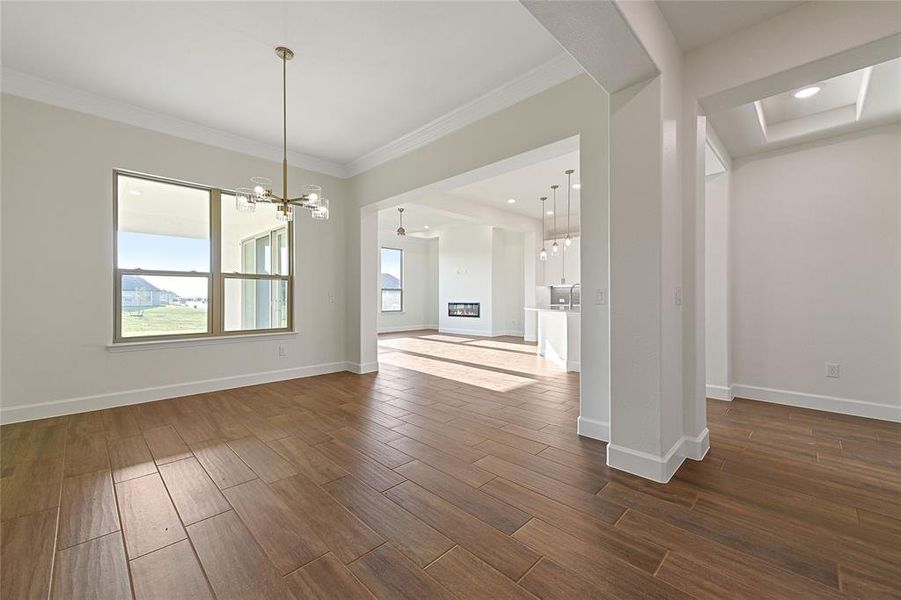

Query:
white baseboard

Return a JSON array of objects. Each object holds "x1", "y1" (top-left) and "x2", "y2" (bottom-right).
[
  {"x1": 607, "y1": 428, "x2": 709, "y2": 483},
  {"x1": 732, "y1": 384, "x2": 901, "y2": 423},
  {"x1": 347, "y1": 361, "x2": 379, "y2": 375},
  {"x1": 577, "y1": 416, "x2": 609, "y2": 441},
  {"x1": 566, "y1": 360, "x2": 581, "y2": 373},
  {"x1": 524, "y1": 334, "x2": 537, "y2": 343},
  {"x1": 706, "y1": 384, "x2": 734, "y2": 401},
  {"x1": 377, "y1": 324, "x2": 438, "y2": 334},
  {"x1": 0, "y1": 361, "x2": 353, "y2": 425}
]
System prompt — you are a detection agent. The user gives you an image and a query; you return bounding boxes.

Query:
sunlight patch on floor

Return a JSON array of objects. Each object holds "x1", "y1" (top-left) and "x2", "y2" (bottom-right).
[
  {"x1": 377, "y1": 351, "x2": 536, "y2": 392},
  {"x1": 464, "y1": 339, "x2": 537, "y2": 354},
  {"x1": 418, "y1": 334, "x2": 475, "y2": 343},
  {"x1": 378, "y1": 337, "x2": 564, "y2": 376}
]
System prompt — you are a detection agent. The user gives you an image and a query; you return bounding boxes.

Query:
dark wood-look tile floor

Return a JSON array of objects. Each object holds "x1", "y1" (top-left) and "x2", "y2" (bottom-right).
[{"x1": 2, "y1": 330, "x2": 899, "y2": 599}]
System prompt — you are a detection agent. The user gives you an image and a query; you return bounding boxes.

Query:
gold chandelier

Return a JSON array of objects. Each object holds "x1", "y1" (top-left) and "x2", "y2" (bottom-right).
[{"x1": 235, "y1": 46, "x2": 329, "y2": 222}]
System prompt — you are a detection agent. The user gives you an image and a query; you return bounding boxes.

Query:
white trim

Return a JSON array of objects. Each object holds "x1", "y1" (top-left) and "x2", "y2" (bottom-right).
[
  {"x1": 606, "y1": 428, "x2": 710, "y2": 483},
  {"x1": 681, "y1": 428, "x2": 710, "y2": 461},
  {"x1": 705, "y1": 384, "x2": 734, "y2": 401},
  {"x1": 347, "y1": 361, "x2": 379, "y2": 375},
  {"x1": 343, "y1": 54, "x2": 584, "y2": 176},
  {"x1": 0, "y1": 67, "x2": 345, "y2": 177},
  {"x1": 566, "y1": 360, "x2": 581, "y2": 373},
  {"x1": 3, "y1": 54, "x2": 584, "y2": 180},
  {"x1": 107, "y1": 331, "x2": 298, "y2": 352},
  {"x1": 0, "y1": 361, "x2": 351, "y2": 425},
  {"x1": 377, "y1": 324, "x2": 439, "y2": 334},
  {"x1": 577, "y1": 416, "x2": 609, "y2": 441},
  {"x1": 732, "y1": 384, "x2": 901, "y2": 423}
]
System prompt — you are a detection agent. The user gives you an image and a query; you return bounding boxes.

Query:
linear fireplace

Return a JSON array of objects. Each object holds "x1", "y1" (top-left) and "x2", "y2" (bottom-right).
[{"x1": 448, "y1": 302, "x2": 480, "y2": 318}]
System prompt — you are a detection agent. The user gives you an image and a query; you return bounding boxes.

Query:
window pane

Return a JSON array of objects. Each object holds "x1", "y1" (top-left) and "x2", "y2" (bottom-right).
[
  {"x1": 224, "y1": 278, "x2": 288, "y2": 331},
  {"x1": 382, "y1": 289, "x2": 402, "y2": 312},
  {"x1": 120, "y1": 274, "x2": 208, "y2": 337},
  {"x1": 221, "y1": 194, "x2": 288, "y2": 275},
  {"x1": 380, "y1": 248, "x2": 402, "y2": 289},
  {"x1": 117, "y1": 175, "x2": 210, "y2": 271}
]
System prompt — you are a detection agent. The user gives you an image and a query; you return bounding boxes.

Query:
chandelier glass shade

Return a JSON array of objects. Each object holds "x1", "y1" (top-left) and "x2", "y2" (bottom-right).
[{"x1": 237, "y1": 46, "x2": 329, "y2": 222}]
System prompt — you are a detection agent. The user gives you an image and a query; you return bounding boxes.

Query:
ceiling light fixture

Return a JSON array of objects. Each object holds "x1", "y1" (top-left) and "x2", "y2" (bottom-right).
[
  {"x1": 539, "y1": 197, "x2": 548, "y2": 261},
  {"x1": 396, "y1": 207, "x2": 406, "y2": 236},
  {"x1": 793, "y1": 86, "x2": 821, "y2": 99},
  {"x1": 235, "y1": 47, "x2": 329, "y2": 222},
  {"x1": 546, "y1": 210, "x2": 554, "y2": 215},
  {"x1": 572, "y1": 183, "x2": 581, "y2": 189},
  {"x1": 424, "y1": 225, "x2": 430, "y2": 230},
  {"x1": 551, "y1": 185, "x2": 559, "y2": 255},
  {"x1": 129, "y1": 190, "x2": 142, "y2": 196},
  {"x1": 564, "y1": 169, "x2": 574, "y2": 248},
  {"x1": 507, "y1": 198, "x2": 516, "y2": 204}
]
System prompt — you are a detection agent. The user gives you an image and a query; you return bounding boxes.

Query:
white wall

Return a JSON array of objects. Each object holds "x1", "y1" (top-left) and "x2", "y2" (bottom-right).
[
  {"x1": 704, "y1": 171, "x2": 730, "y2": 399},
  {"x1": 1, "y1": 95, "x2": 348, "y2": 422},
  {"x1": 434, "y1": 224, "x2": 525, "y2": 337},
  {"x1": 728, "y1": 125, "x2": 900, "y2": 419},
  {"x1": 496, "y1": 229, "x2": 525, "y2": 336},
  {"x1": 376, "y1": 233, "x2": 438, "y2": 333},
  {"x1": 438, "y1": 224, "x2": 495, "y2": 336},
  {"x1": 346, "y1": 74, "x2": 610, "y2": 441}
]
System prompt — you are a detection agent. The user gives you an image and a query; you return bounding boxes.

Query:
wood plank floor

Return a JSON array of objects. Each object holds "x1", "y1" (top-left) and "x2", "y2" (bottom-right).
[{"x1": 2, "y1": 330, "x2": 899, "y2": 599}]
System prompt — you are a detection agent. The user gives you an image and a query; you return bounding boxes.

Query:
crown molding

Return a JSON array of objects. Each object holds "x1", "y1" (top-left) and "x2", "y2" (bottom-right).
[
  {"x1": 1, "y1": 67, "x2": 346, "y2": 178},
  {"x1": 343, "y1": 53, "x2": 584, "y2": 177},
  {"x1": 3, "y1": 53, "x2": 583, "y2": 180}
]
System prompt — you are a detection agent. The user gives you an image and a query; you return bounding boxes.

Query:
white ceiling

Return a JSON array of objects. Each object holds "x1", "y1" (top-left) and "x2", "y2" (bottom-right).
[
  {"x1": 1, "y1": 1, "x2": 577, "y2": 174},
  {"x1": 657, "y1": 0, "x2": 804, "y2": 52},
  {"x1": 378, "y1": 205, "x2": 467, "y2": 237},
  {"x1": 449, "y1": 151, "x2": 580, "y2": 231},
  {"x1": 708, "y1": 58, "x2": 901, "y2": 159},
  {"x1": 378, "y1": 150, "x2": 580, "y2": 237}
]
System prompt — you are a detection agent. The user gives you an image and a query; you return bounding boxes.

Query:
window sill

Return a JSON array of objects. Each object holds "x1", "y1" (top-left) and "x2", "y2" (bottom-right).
[{"x1": 107, "y1": 331, "x2": 298, "y2": 353}]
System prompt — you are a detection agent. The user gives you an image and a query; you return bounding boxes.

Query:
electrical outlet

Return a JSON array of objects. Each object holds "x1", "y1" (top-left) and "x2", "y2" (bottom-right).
[
  {"x1": 278, "y1": 345, "x2": 288, "y2": 357},
  {"x1": 595, "y1": 289, "x2": 607, "y2": 306},
  {"x1": 826, "y1": 363, "x2": 840, "y2": 378},
  {"x1": 674, "y1": 286, "x2": 683, "y2": 306},
  {"x1": 328, "y1": 293, "x2": 335, "y2": 304}
]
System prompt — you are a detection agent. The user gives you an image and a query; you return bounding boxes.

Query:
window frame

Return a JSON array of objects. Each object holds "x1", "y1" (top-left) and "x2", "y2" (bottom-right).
[
  {"x1": 113, "y1": 170, "x2": 293, "y2": 343},
  {"x1": 379, "y1": 246, "x2": 403, "y2": 313}
]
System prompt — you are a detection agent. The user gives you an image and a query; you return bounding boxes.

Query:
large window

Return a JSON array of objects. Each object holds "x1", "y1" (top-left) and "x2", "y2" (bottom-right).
[
  {"x1": 380, "y1": 247, "x2": 403, "y2": 312},
  {"x1": 114, "y1": 171, "x2": 292, "y2": 342}
]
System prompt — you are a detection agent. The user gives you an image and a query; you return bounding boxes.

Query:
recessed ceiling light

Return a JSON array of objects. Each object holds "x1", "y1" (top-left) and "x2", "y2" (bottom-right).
[
  {"x1": 793, "y1": 86, "x2": 821, "y2": 99},
  {"x1": 546, "y1": 210, "x2": 554, "y2": 215},
  {"x1": 129, "y1": 190, "x2": 142, "y2": 196},
  {"x1": 424, "y1": 225, "x2": 430, "y2": 230},
  {"x1": 507, "y1": 198, "x2": 516, "y2": 204},
  {"x1": 572, "y1": 183, "x2": 581, "y2": 189}
]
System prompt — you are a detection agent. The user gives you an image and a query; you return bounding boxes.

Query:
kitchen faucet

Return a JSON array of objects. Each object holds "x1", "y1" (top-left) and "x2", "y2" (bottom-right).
[{"x1": 569, "y1": 283, "x2": 581, "y2": 310}]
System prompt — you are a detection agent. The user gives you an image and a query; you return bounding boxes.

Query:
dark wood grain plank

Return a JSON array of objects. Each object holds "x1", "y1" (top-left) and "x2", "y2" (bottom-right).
[
  {"x1": 348, "y1": 543, "x2": 456, "y2": 599},
  {"x1": 323, "y1": 475, "x2": 454, "y2": 567},
  {"x1": 130, "y1": 539, "x2": 214, "y2": 600},
  {"x1": 158, "y1": 457, "x2": 231, "y2": 525},
  {"x1": 385, "y1": 481, "x2": 539, "y2": 580}
]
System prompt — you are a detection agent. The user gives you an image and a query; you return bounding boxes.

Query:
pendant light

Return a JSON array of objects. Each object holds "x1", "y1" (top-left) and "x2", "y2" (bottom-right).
[
  {"x1": 396, "y1": 207, "x2": 406, "y2": 236},
  {"x1": 538, "y1": 197, "x2": 548, "y2": 261},
  {"x1": 235, "y1": 47, "x2": 329, "y2": 222},
  {"x1": 564, "y1": 169, "x2": 574, "y2": 247},
  {"x1": 551, "y1": 185, "x2": 559, "y2": 254}
]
